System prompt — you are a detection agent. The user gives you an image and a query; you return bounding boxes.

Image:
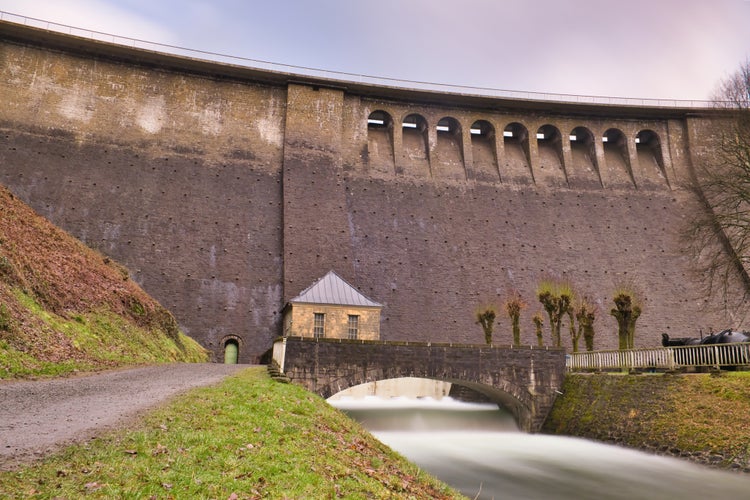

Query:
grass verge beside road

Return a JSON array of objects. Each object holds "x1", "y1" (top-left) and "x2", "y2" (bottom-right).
[{"x1": 0, "y1": 367, "x2": 462, "y2": 499}]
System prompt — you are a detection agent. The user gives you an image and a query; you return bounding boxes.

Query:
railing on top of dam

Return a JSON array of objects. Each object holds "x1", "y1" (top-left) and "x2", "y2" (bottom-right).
[
  {"x1": 567, "y1": 342, "x2": 750, "y2": 372},
  {"x1": 0, "y1": 10, "x2": 716, "y2": 110}
]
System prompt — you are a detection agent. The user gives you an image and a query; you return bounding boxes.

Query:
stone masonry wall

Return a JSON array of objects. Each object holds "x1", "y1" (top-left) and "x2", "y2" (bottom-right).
[
  {"x1": 290, "y1": 95, "x2": 745, "y2": 351},
  {"x1": 284, "y1": 303, "x2": 381, "y2": 340},
  {"x1": 0, "y1": 32, "x2": 286, "y2": 362}
]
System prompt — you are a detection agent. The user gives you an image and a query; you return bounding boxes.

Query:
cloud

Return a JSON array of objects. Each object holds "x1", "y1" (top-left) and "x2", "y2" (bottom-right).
[
  {"x1": 1, "y1": 0, "x2": 749, "y2": 100},
  {"x1": 0, "y1": 0, "x2": 178, "y2": 44}
]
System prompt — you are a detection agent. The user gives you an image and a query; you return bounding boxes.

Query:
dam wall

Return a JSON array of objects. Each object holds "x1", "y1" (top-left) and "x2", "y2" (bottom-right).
[{"x1": 0, "y1": 21, "x2": 742, "y2": 362}]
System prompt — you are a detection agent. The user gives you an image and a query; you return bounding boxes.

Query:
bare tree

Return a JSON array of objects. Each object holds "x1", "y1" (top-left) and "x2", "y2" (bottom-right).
[
  {"x1": 504, "y1": 293, "x2": 526, "y2": 347},
  {"x1": 573, "y1": 296, "x2": 597, "y2": 353},
  {"x1": 532, "y1": 312, "x2": 544, "y2": 347},
  {"x1": 686, "y1": 60, "x2": 750, "y2": 315},
  {"x1": 475, "y1": 304, "x2": 497, "y2": 345},
  {"x1": 537, "y1": 280, "x2": 573, "y2": 348},
  {"x1": 611, "y1": 289, "x2": 641, "y2": 350}
]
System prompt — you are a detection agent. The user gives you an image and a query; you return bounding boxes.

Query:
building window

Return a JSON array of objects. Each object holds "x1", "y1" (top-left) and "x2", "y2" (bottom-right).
[
  {"x1": 348, "y1": 315, "x2": 359, "y2": 340},
  {"x1": 313, "y1": 313, "x2": 325, "y2": 339}
]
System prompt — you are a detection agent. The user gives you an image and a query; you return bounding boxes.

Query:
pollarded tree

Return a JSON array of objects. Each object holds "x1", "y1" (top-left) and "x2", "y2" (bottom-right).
[
  {"x1": 566, "y1": 305, "x2": 577, "y2": 352},
  {"x1": 475, "y1": 304, "x2": 497, "y2": 345},
  {"x1": 685, "y1": 60, "x2": 750, "y2": 313},
  {"x1": 532, "y1": 312, "x2": 544, "y2": 347},
  {"x1": 574, "y1": 297, "x2": 597, "y2": 352},
  {"x1": 504, "y1": 293, "x2": 526, "y2": 347},
  {"x1": 610, "y1": 288, "x2": 642, "y2": 350},
  {"x1": 537, "y1": 280, "x2": 573, "y2": 348}
]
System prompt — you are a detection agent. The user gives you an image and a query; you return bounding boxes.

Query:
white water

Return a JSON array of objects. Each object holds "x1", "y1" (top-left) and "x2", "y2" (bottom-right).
[{"x1": 330, "y1": 396, "x2": 750, "y2": 499}]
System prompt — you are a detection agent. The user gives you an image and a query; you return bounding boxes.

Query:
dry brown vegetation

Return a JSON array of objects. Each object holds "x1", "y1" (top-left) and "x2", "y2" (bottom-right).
[{"x1": 0, "y1": 184, "x2": 206, "y2": 377}]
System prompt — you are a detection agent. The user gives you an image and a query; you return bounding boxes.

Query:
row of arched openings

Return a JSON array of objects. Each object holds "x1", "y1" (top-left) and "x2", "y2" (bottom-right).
[{"x1": 366, "y1": 111, "x2": 667, "y2": 187}]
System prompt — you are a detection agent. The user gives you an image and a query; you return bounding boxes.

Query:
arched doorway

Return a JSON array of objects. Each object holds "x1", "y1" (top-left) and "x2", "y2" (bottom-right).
[{"x1": 224, "y1": 339, "x2": 239, "y2": 364}]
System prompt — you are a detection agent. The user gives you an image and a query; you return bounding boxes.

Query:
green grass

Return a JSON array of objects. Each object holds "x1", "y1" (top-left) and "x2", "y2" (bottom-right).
[
  {"x1": 0, "y1": 289, "x2": 207, "y2": 380},
  {"x1": 0, "y1": 340, "x2": 89, "y2": 378},
  {"x1": 0, "y1": 367, "x2": 462, "y2": 499},
  {"x1": 544, "y1": 372, "x2": 750, "y2": 469}
]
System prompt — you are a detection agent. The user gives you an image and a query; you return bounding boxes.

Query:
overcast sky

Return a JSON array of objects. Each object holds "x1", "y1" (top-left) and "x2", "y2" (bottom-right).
[{"x1": 1, "y1": 0, "x2": 749, "y2": 101}]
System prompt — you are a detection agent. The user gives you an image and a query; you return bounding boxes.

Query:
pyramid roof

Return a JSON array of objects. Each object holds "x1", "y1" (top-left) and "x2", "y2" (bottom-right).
[{"x1": 289, "y1": 271, "x2": 381, "y2": 308}]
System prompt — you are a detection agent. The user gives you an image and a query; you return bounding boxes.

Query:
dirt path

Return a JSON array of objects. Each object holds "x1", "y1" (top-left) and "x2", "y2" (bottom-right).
[{"x1": 0, "y1": 363, "x2": 247, "y2": 470}]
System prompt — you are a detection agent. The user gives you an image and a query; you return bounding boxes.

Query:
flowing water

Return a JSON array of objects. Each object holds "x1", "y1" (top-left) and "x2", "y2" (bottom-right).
[{"x1": 330, "y1": 396, "x2": 750, "y2": 499}]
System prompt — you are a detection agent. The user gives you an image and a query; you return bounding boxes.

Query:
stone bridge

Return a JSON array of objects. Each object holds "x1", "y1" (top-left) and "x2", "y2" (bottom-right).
[{"x1": 273, "y1": 337, "x2": 567, "y2": 432}]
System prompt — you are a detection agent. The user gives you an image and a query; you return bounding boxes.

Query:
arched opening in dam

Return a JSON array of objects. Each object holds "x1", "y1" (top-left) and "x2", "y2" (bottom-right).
[
  {"x1": 366, "y1": 110, "x2": 395, "y2": 175},
  {"x1": 401, "y1": 113, "x2": 430, "y2": 177},
  {"x1": 536, "y1": 124, "x2": 566, "y2": 186},
  {"x1": 434, "y1": 116, "x2": 465, "y2": 180},
  {"x1": 569, "y1": 126, "x2": 601, "y2": 187},
  {"x1": 469, "y1": 119, "x2": 499, "y2": 182},
  {"x1": 603, "y1": 127, "x2": 634, "y2": 187},
  {"x1": 503, "y1": 121, "x2": 532, "y2": 182},
  {"x1": 636, "y1": 129, "x2": 669, "y2": 186}
]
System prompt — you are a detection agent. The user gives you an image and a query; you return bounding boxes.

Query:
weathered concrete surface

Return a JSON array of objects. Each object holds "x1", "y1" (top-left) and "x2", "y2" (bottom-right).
[
  {"x1": 0, "y1": 21, "x2": 744, "y2": 363},
  {"x1": 0, "y1": 364, "x2": 246, "y2": 470}
]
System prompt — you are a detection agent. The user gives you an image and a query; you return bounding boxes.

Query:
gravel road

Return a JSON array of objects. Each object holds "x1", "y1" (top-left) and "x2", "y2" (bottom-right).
[{"x1": 0, "y1": 364, "x2": 247, "y2": 470}]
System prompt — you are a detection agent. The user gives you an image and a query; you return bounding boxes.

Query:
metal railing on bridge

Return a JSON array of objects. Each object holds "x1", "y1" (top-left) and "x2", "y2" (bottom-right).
[{"x1": 566, "y1": 342, "x2": 750, "y2": 372}]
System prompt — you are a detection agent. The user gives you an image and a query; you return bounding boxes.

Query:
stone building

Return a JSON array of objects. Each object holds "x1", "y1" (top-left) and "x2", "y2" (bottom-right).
[{"x1": 282, "y1": 271, "x2": 382, "y2": 340}]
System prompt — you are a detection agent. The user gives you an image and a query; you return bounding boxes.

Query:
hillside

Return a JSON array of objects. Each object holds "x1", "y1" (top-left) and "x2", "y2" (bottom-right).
[{"x1": 0, "y1": 185, "x2": 207, "y2": 378}]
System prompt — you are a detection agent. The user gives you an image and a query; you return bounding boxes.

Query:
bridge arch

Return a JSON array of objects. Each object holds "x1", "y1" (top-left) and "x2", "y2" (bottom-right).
[
  {"x1": 274, "y1": 337, "x2": 566, "y2": 432},
  {"x1": 327, "y1": 375, "x2": 534, "y2": 428},
  {"x1": 328, "y1": 370, "x2": 533, "y2": 419},
  {"x1": 328, "y1": 377, "x2": 452, "y2": 399}
]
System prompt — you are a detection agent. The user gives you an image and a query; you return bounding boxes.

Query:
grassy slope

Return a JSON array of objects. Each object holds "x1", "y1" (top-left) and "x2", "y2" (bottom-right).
[
  {"x1": 0, "y1": 184, "x2": 207, "y2": 378},
  {"x1": 0, "y1": 367, "x2": 462, "y2": 499},
  {"x1": 543, "y1": 372, "x2": 750, "y2": 471}
]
